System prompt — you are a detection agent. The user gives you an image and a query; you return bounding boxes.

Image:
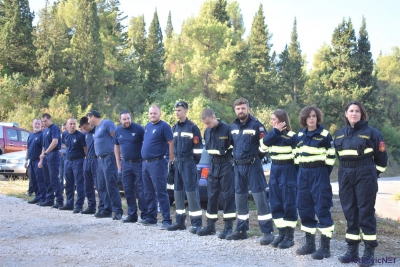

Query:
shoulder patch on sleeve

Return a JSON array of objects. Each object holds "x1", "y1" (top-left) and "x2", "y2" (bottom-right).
[
  {"x1": 379, "y1": 141, "x2": 386, "y2": 152},
  {"x1": 321, "y1": 129, "x2": 329, "y2": 137},
  {"x1": 193, "y1": 136, "x2": 200, "y2": 144}
]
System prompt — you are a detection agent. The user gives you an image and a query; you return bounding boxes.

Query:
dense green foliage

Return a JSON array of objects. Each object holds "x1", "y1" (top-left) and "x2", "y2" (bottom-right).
[{"x1": 0, "y1": 0, "x2": 399, "y2": 164}]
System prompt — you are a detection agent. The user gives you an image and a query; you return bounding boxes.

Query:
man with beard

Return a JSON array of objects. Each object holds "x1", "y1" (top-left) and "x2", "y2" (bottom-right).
[
  {"x1": 87, "y1": 110, "x2": 123, "y2": 220},
  {"x1": 39, "y1": 113, "x2": 64, "y2": 208},
  {"x1": 59, "y1": 118, "x2": 86, "y2": 213},
  {"x1": 227, "y1": 97, "x2": 274, "y2": 246},
  {"x1": 114, "y1": 110, "x2": 146, "y2": 223},
  {"x1": 141, "y1": 105, "x2": 174, "y2": 229},
  {"x1": 25, "y1": 119, "x2": 46, "y2": 205}
]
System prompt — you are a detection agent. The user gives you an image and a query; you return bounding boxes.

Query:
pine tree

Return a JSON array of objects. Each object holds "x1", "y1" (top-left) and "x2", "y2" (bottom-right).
[
  {"x1": 128, "y1": 15, "x2": 146, "y2": 82},
  {"x1": 165, "y1": 11, "x2": 173, "y2": 38},
  {"x1": 0, "y1": 0, "x2": 36, "y2": 76},
  {"x1": 144, "y1": 10, "x2": 165, "y2": 102},
  {"x1": 247, "y1": 4, "x2": 275, "y2": 107},
  {"x1": 212, "y1": 0, "x2": 230, "y2": 26}
]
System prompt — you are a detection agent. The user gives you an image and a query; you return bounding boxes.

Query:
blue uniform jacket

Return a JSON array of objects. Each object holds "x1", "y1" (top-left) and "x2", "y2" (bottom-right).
[{"x1": 172, "y1": 118, "x2": 203, "y2": 163}]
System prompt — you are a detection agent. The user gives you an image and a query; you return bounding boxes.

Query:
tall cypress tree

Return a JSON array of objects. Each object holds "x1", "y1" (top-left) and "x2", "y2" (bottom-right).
[
  {"x1": 144, "y1": 10, "x2": 165, "y2": 102},
  {"x1": 128, "y1": 15, "x2": 146, "y2": 82},
  {"x1": 247, "y1": 4, "x2": 275, "y2": 106},
  {"x1": 70, "y1": 0, "x2": 105, "y2": 108},
  {"x1": 165, "y1": 11, "x2": 173, "y2": 39},
  {"x1": 0, "y1": 0, "x2": 36, "y2": 76}
]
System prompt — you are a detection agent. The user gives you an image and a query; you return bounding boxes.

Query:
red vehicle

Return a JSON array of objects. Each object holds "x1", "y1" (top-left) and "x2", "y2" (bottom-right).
[{"x1": 0, "y1": 122, "x2": 30, "y2": 155}]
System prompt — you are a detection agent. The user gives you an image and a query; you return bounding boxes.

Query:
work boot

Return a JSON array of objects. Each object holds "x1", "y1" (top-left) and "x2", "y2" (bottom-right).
[
  {"x1": 278, "y1": 227, "x2": 295, "y2": 249},
  {"x1": 311, "y1": 235, "x2": 331, "y2": 260},
  {"x1": 260, "y1": 233, "x2": 274, "y2": 245},
  {"x1": 338, "y1": 243, "x2": 359, "y2": 263},
  {"x1": 189, "y1": 226, "x2": 201, "y2": 234},
  {"x1": 197, "y1": 220, "x2": 216, "y2": 236},
  {"x1": 218, "y1": 220, "x2": 233, "y2": 239},
  {"x1": 271, "y1": 228, "x2": 285, "y2": 248},
  {"x1": 359, "y1": 243, "x2": 375, "y2": 267},
  {"x1": 166, "y1": 223, "x2": 186, "y2": 231},
  {"x1": 296, "y1": 232, "x2": 316, "y2": 255},
  {"x1": 226, "y1": 230, "x2": 247, "y2": 240}
]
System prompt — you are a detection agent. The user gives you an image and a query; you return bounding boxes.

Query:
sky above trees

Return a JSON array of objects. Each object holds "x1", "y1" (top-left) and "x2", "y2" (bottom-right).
[{"x1": 29, "y1": 0, "x2": 400, "y2": 67}]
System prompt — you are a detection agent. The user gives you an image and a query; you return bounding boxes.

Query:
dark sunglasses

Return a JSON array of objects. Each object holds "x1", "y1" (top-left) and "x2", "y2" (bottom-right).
[{"x1": 175, "y1": 101, "x2": 188, "y2": 109}]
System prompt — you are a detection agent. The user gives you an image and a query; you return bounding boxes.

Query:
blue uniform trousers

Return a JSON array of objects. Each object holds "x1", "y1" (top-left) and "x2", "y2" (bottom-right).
[
  {"x1": 64, "y1": 158, "x2": 85, "y2": 209},
  {"x1": 269, "y1": 164, "x2": 298, "y2": 227},
  {"x1": 83, "y1": 158, "x2": 98, "y2": 210},
  {"x1": 43, "y1": 151, "x2": 63, "y2": 205},
  {"x1": 97, "y1": 154, "x2": 123, "y2": 214},
  {"x1": 121, "y1": 160, "x2": 147, "y2": 219},
  {"x1": 297, "y1": 166, "x2": 333, "y2": 231},
  {"x1": 174, "y1": 159, "x2": 202, "y2": 227},
  {"x1": 142, "y1": 159, "x2": 171, "y2": 224},
  {"x1": 29, "y1": 159, "x2": 46, "y2": 202},
  {"x1": 234, "y1": 159, "x2": 273, "y2": 233},
  {"x1": 59, "y1": 153, "x2": 66, "y2": 186}
]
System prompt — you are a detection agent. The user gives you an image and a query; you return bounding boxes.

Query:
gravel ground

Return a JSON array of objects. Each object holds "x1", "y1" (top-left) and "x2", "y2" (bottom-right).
[{"x1": 2, "y1": 195, "x2": 393, "y2": 267}]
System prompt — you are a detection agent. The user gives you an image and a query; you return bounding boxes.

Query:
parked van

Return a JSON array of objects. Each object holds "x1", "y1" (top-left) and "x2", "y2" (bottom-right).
[{"x1": 0, "y1": 122, "x2": 30, "y2": 154}]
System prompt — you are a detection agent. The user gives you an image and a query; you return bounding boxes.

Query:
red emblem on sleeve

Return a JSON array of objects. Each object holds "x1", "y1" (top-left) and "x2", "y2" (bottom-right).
[
  {"x1": 193, "y1": 136, "x2": 199, "y2": 144},
  {"x1": 379, "y1": 141, "x2": 386, "y2": 152},
  {"x1": 259, "y1": 132, "x2": 266, "y2": 139}
]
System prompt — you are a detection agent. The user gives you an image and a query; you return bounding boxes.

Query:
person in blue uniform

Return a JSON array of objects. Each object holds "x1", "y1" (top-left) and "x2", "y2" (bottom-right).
[
  {"x1": 87, "y1": 110, "x2": 123, "y2": 220},
  {"x1": 167, "y1": 101, "x2": 203, "y2": 234},
  {"x1": 59, "y1": 123, "x2": 67, "y2": 190},
  {"x1": 59, "y1": 118, "x2": 86, "y2": 213},
  {"x1": 141, "y1": 105, "x2": 174, "y2": 229},
  {"x1": 227, "y1": 97, "x2": 274, "y2": 245},
  {"x1": 114, "y1": 110, "x2": 146, "y2": 223},
  {"x1": 334, "y1": 101, "x2": 388, "y2": 267},
  {"x1": 261, "y1": 109, "x2": 298, "y2": 249},
  {"x1": 197, "y1": 108, "x2": 236, "y2": 239},
  {"x1": 25, "y1": 119, "x2": 46, "y2": 205},
  {"x1": 295, "y1": 106, "x2": 336, "y2": 260},
  {"x1": 79, "y1": 116, "x2": 102, "y2": 214},
  {"x1": 39, "y1": 113, "x2": 64, "y2": 208}
]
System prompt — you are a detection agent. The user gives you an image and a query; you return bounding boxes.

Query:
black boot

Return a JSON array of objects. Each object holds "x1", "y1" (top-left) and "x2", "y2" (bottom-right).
[
  {"x1": 296, "y1": 232, "x2": 316, "y2": 255},
  {"x1": 197, "y1": 220, "x2": 216, "y2": 236},
  {"x1": 218, "y1": 220, "x2": 233, "y2": 239},
  {"x1": 338, "y1": 243, "x2": 359, "y2": 263},
  {"x1": 271, "y1": 228, "x2": 285, "y2": 248},
  {"x1": 359, "y1": 243, "x2": 375, "y2": 267},
  {"x1": 260, "y1": 233, "x2": 274, "y2": 245},
  {"x1": 166, "y1": 214, "x2": 186, "y2": 231},
  {"x1": 311, "y1": 235, "x2": 331, "y2": 260},
  {"x1": 278, "y1": 227, "x2": 295, "y2": 249}
]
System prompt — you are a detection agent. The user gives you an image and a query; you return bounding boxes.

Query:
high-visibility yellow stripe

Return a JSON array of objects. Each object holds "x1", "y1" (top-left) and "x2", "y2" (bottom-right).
[
  {"x1": 237, "y1": 214, "x2": 249, "y2": 220},
  {"x1": 206, "y1": 212, "x2": 218, "y2": 219},
  {"x1": 299, "y1": 146, "x2": 326, "y2": 154},
  {"x1": 189, "y1": 210, "x2": 202, "y2": 217},
  {"x1": 181, "y1": 132, "x2": 193, "y2": 138},
  {"x1": 297, "y1": 155, "x2": 327, "y2": 162},
  {"x1": 318, "y1": 225, "x2": 334, "y2": 238},
  {"x1": 326, "y1": 158, "x2": 336, "y2": 166},
  {"x1": 243, "y1": 129, "x2": 255, "y2": 135},
  {"x1": 270, "y1": 154, "x2": 295, "y2": 160},
  {"x1": 327, "y1": 148, "x2": 336, "y2": 156},
  {"x1": 287, "y1": 131, "x2": 295, "y2": 137},
  {"x1": 283, "y1": 220, "x2": 297, "y2": 228},
  {"x1": 273, "y1": 218, "x2": 285, "y2": 228},
  {"x1": 259, "y1": 139, "x2": 269, "y2": 151},
  {"x1": 193, "y1": 149, "x2": 203, "y2": 154},
  {"x1": 269, "y1": 146, "x2": 293, "y2": 153},
  {"x1": 338, "y1": 150, "x2": 358, "y2": 156},
  {"x1": 376, "y1": 165, "x2": 386, "y2": 172},
  {"x1": 258, "y1": 214, "x2": 272, "y2": 221},
  {"x1": 301, "y1": 224, "x2": 317, "y2": 234},
  {"x1": 345, "y1": 233, "x2": 361, "y2": 240},
  {"x1": 364, "y1": 148, "x2": 373, "y2": 154},
  {"x1": 207, "y1": 149, "x2": 220, "y2": 155},
  {"x1": 176, "y1": 209, "x2": 185, "y2": 214},
  {"x1": 361, "y1": 233, "x2": 377, "y2": 241},
  {"x1": 173, "y1": 132, "x2": 178, "y2": 137},
  {"x1": 223, "y1": 212, "x2": 237, "y2": 219},
  {"x1": 231, "y1": 130, "x2": 239, "y2": 135}
]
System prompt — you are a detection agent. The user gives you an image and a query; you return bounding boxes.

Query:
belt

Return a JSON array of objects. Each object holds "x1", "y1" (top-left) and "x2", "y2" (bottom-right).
[
  {"x1": 211, "y1": 156, "x2": 232, "y2": 164},
  {"x1": 67, "y1": 157, "x2": 84, "y2": 161},
  {"x1": 340, "y1": 157, "x2": 373, "y2": 168},
  {"x1": 234, "y1": 157, "x2": 256, "y2": 165},
  {"x1": 144, "y1": 157, "x2": 163, "y2": 162},
  {"x1": 272, "y1": 159, "x2": 294, "y2": 165},
  {"x1": 299, "y1": 161, "x2": 326, "y2": 168},
  {"x1": 98, "y1": 153, "x2": 113, "y2": 159},
  {"x1": 86, "y1": 156, "x2": 98, "y2": 160},
  {"x1": 124, "y1": 158, "x2": 143, "y2": 163},
  {"x1": 175, "y1": 156, "x2": 194, "y2": 162}
]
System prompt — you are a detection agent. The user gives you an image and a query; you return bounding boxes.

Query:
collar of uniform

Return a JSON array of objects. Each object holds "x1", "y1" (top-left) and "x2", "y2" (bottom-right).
[
  {"x1": 354, "y1": 120, "x2": 368, "y2": 130},
  {"x1": 304, "y1": 124, "x2": 323, "y2": 136},
  {"x1": 177, "y1": 117, "x2": 189, "y2": 126}
]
